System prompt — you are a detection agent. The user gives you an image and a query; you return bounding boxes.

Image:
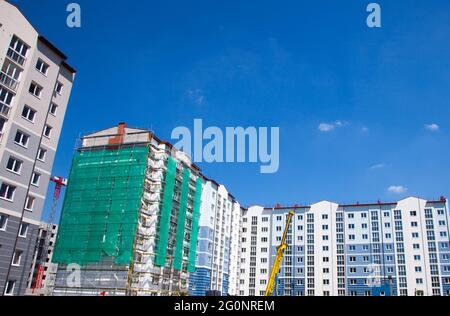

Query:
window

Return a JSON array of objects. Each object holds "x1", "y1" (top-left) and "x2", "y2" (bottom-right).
[
  {"x1": 18, "y1": 223, "x2": 28, "y2": 238},
  {"x1": 12, "y1": 250, "x2": 22, "y2": 266},
  {"x1": 21, "y1": 105, "x2": 36, "y2": 122},
  {"x1": 411, "y1": 222, "x2": 418, "y2": 227},
  {"x1": 8, "y1": 35, "x2": 29, "y2": 65},
  {"x1": 416, "y1": 278, "x2": 423, "y2": 284},
  {"x1": 348, "y1": 213, "x2": 354, "y2": 219},
  {"x1": 6, "y1": 157, "x2": 22, "y2": 174},
  {"x1": 43, "y1": 125, "x2": 52, "y2": 138},
  {"x1": 55, "y1": 81, "x2": 63, "y2": 94},
  {"x1": 37, "y1": 148, "x2": 47, "y2": 162},
  {"x1": 410, "y1": 211, "x2": 417, "y2": 216},
  {"x1": 14, "y1": 130, "x2": 29, "y2": 147},
  {"x1": 25, "y1": 196, "x2": 35, "y2": 212},
  {"x1": 31, "y1": 172, "x2": 41, "y2": 186},
  {"x1": 36, "y1": 59, "x2": 49, "y2": 75},
  {"x1": 0, "y1": 214, "x2": 8, "y2": 231},
  {"x1": 0, "y1": 183, "x2": 16, "y2": 201},
  {"x1": 4, "y1": 280, "x2": 15, "y2": 296},
  {"x1": 29, "y1": 82, "x2": 43, "y2": 98}
]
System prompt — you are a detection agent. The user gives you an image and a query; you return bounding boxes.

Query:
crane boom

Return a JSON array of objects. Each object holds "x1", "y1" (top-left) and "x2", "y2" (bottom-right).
[{"x1": 264, "y1": 210, "x2": 295, "y2": 296}]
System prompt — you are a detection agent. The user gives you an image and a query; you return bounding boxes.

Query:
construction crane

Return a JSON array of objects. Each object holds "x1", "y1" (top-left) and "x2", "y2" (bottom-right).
[
  {"x1": 264, "y1": 210, "x2": 295, "y2": 297},
  {"x1": 32, "y1": 176, "x2": 68, "y2": 293}
]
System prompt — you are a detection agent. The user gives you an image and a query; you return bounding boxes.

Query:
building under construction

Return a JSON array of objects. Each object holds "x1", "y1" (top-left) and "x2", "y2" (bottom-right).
[{"x1": 51, "y1": 123, "x2": 203, "y2": 296}]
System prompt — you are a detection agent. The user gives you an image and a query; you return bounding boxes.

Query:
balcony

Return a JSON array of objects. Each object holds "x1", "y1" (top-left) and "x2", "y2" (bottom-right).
[
  {"x1": 0, "y1": 72, "x2": 19, "y2": 91},
  {"x1": 0, "y1": 102, "x2": 11, "y2": 119},
  {"x1": 7, "y1": 48, "x2": 26, "y2": 66}
]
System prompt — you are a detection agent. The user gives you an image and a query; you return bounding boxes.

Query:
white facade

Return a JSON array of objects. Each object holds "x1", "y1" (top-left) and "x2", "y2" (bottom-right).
[
  {"x1": 240, "y1": 197, "x2": 450, "y2": 296},
  {"x1": 190, "y1": 180, "x2": 243, "y2": 296},
  {"x1": 0, "y1": 0, "x2": 75, "y2": 296}
]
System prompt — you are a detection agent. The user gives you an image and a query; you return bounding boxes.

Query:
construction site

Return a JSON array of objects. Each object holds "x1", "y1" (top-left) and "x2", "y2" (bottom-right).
[{"x1": 51, "y1": 123, "x2": 203, "y2": 296}]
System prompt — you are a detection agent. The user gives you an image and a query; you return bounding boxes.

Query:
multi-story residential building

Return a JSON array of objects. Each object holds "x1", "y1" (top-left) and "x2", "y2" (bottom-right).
[
  {"x1": 25, "y1": 223, "x2": 58, "y2": 296},
  {"x1": 189, "y1": 179, "x2": 243, "y2": 296},
  {"x1": 0, "y1": 0, "x2": 75, "y2": 296},
  {"x1": 51, "y1": 123, "x2": 204, "y2": 296},
  {"x1": 240, "y1": 197, "x2": 450, "y2": 296}
]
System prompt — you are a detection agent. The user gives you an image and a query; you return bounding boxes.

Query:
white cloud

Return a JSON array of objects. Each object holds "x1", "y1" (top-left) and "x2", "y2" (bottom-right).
[
  {"x1": 425, "y1": 123, "x2": 439, "y2": 132},
  {"x1": 318, "y1": 120, "x2": 348, "y2": 132},
  {"x1": 388, "y1": 185, "x2": 408, "y2": 194},
  {"x1": 318, "y1": 123, "x2": 336, "y2": 132},
  {"x1": 361, "y1": 126, "x2": 369, "y2": 133},
  {"x1": 370, "y1": 163, "x2": 385, "y2": 170}
]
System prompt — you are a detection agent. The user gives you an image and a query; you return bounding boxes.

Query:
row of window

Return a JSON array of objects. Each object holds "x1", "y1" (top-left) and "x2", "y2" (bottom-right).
[
  {"x1": 0, "y1": 181, "x2": 37, "y2": 211},
  {"x1": 0, "y1": 214, "x2": 29, "y2": 237},
  {"x1": 246, "y1": 209, "x2": 446, "y2": 223}
]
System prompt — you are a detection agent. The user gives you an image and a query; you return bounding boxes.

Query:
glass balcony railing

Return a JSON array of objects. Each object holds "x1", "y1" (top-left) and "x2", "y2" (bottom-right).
[
  {"x1": 0, "y1": 72, "x2": 19, "y2": 91},
  {"x1": 6, "y1": 48, "x2": 26, "y2": 66}
]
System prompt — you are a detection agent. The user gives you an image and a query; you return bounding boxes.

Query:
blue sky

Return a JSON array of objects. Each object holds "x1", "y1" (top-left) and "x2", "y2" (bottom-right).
[{"x1": 10, "y1": 0, "x2": 450, "y2": 219}]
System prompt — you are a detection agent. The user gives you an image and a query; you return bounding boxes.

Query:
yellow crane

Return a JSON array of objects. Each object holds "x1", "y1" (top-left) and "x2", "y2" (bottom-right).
[{"x1": 264, "y1": 210, "x2": 295, "y2": 296}]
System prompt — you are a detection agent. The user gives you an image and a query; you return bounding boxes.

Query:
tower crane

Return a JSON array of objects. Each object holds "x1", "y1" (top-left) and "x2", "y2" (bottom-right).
[
  {"x1": 32, "y1": 176, "x2": 67, "y2": 293},
  {"x1": 264, "y1": 210, "x2": 295, "y2": 297}
]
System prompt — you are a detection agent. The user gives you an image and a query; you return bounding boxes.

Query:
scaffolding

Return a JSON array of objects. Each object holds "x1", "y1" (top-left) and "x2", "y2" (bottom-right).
[
  {"x1": 127, "y1": 143, "x2": 203, "y2": 296},
  {"x1": 52, "y1": 128, "x2": 203, "y2": 296}
]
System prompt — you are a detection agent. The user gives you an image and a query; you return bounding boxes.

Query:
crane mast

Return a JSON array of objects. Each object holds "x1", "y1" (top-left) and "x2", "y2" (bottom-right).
[{"x1": 264, "y1": 210, "x2": 295, "y2": 296}]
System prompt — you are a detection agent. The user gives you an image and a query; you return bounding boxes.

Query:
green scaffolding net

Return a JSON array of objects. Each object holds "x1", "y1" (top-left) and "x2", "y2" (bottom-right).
[
  {"x1": 173, "y1": 168, "x2": 190, "y2": 270},
  {"x1": 52, "y1": 146, "x2": 149, "y2": 265},
  {"x1": 154, "y1": 156, "x2": 177, "y2": 267},
  {"x1": 188, "y1": 177, "x2": 202, "y2": 272}
]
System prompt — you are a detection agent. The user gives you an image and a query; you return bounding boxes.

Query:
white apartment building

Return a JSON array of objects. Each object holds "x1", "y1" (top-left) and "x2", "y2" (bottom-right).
[
  {"x1": 240, "y1": 197, "x2": 450, "y2": 296},
  {"x1": 0, "y1": 0, "x2": 75, "y2": 296},
  {"x1": 189, "y1": 179, "x2": 243, "y2": 296}
]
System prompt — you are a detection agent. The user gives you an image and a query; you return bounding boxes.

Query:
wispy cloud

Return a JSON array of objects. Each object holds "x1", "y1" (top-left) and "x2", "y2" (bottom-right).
[
  {"x1": 187, "y1": 89, "x2": 205, "y2": 105},
  {"x1": 318, "y1": 120, "x2": 348, "y2": 132},
  {"x1": 369, "y1": 163, "x2": 385, "y2": 170},
  {"x1": 388, "y1": 185, "x2": 408, "y2": 194},
  {"x1": 425, "y1": 123, "x2": 439, "y2": 132},
  {"x1": 361, "y1": 126, "x2": 369, "y2": 133}
]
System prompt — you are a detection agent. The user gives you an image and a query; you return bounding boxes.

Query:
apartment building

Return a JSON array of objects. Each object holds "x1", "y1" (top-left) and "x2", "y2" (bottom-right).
[
  {"x1": 240, "y1": 197, "x2": 450, "y2": 296},
  {"x1": 189, "y1": 180, "x2": 243, "y2": 296},
  {"x1": 25, "y1": 223, "x2": 58, "y2": 296},
  {"x1": 51, "y1": 123, "x2": 204, "y2": 296},
  {"x1": 0, "y1": 0, "x2": 75, "y2": 296}
]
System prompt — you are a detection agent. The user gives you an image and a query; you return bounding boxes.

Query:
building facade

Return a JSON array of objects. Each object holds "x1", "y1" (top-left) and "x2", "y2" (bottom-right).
[
  {"x1": 0, "y1": 0, "x2": 75, "y2": 296},
  {"x1": 189, "y1": 180, "x2": 243, "y2": 296},
  {"x1": 240, "y1": 197, "x2": 450, "y2": 296},
  {"x1": 52, "y1": 124, "x2": 204, "y2": 296},
  {"x1": 25, "y1": 223, "x2": 58, "y2": 296}
]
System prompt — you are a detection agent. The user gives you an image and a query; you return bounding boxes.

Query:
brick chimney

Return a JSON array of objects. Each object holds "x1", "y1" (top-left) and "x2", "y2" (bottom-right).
[{"x1": 108, "y1": 122, "x2": 127, "y2": 146}]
